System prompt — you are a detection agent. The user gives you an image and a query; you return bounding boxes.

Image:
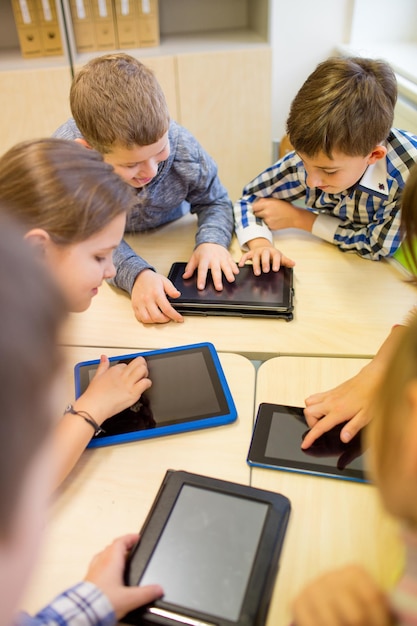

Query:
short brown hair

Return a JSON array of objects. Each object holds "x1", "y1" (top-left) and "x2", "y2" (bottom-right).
[
  {"x1": 0, "y1": 138, "x2": 136, "y2": 245},
  {"x1": 0, "y1": 214, "x2": 66, "y2": 535},
  {"x1": 286, "y1": 56, "x2": 397, "y2": 158},
  {"x1": 70, "y1": 53, "x2": 170, "y2": 153}
]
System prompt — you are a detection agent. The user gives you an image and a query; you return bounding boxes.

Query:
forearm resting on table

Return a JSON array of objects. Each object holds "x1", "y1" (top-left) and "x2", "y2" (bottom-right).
[
  {"x1": 290, "y1": 206, "x2": 317, "y2": 231},
  {"x1": 52, "y1": 409, "x2": 99, "y2": 489},
  {"x1": 368, "y1": 324, "x2": 407, "y2": 376}
]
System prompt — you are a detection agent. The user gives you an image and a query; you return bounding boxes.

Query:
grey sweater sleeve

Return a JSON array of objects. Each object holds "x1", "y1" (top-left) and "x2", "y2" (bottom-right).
[
  {"x1": 109, "y1": 239, "x2": 155, "y2": 294},
  {"x1": 184, "y1": 142, "x2": 234, "y2": 250}
]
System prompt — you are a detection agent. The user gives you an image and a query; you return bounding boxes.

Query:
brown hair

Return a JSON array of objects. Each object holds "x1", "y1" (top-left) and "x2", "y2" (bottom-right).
[
  {"x1": 0, "y1": 214, "x2": 66, "y2": 535},
  {"x1": 70, "y1": 53, "x2": 170, "y2": 153},
  {"x1": 286, "y1": 56, "x2": 397, "y2": 158},
  {"x1": 0, "y1": 138, "x2": 136, "y2": 245}
]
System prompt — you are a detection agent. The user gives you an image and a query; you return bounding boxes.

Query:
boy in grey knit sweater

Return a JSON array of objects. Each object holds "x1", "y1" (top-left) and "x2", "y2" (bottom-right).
[{"x1": 54, "y1": 53, "x2": 238, "y2": 324}]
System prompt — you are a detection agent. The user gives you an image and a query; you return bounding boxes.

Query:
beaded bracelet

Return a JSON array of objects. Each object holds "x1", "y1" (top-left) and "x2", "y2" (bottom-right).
[{"x1": 64, "y1": 404, "x2": 106, "y2": 436}]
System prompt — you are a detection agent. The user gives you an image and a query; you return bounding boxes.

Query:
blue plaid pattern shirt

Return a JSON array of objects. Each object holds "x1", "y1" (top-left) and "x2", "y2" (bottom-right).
[
  {"x1": 14, "y1": 582, "x2": 115, "y2": 626},
  {"x1": 234, "y1": 128, "x2": 417, "y2": 260}
]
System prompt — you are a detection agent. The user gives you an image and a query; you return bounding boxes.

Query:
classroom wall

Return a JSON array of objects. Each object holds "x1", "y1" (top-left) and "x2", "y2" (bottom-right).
[{"x1": 269, "y1": 0, "x2": 355, "y2": 141}]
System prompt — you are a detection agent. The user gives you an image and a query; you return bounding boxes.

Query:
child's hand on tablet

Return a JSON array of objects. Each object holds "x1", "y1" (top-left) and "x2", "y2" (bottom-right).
[
  {"x1": 85, "y1": 533, "x2": 163, "y2": 620},
  {"x1": 77, "y1": 355, "x2": 152, "y2": 424},
  {"x1": 238, "y1": 238, "x2": 295, "y2": 275},
  {"x1": 183, "y1": 242, "x2": 239, "y2": 290},
  {"x1": 132, "y1": 269, "x2": 184, "y2": 324}
]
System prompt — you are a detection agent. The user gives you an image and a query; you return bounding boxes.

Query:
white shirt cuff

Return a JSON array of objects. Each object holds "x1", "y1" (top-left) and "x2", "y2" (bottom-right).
[
  {"x1": 236, "y1": 224, "x2": 273, "y2": 249},
  {"x1": 311, "y1": 213, "x2": 341, "y2": 244}
]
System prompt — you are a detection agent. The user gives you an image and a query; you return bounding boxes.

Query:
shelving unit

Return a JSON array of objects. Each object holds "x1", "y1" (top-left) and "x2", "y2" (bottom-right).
[{"x1": 0, "y1": 0, "x2": 272, "y2": 198}]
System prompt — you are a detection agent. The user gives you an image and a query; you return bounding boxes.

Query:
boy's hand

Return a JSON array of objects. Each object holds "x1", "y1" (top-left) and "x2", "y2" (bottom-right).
[
  {"x1": 183, "y1": 243, "x2": 239, "y2": 290},
  {"x1": 85, "y1": 533, "x2": 163, "y2": 620},
  {"x1": 238, "y1": 238, "x2": 295, "y2": 275},
  {"x1": 253, "y1": 198, "x2": 316, "y2": 232},
  {"x1": 301, "y1": 362, "x2": 379, "y2": 450},
  {"x1": 75, "y1": 355, "x2": 152, "y2": 425},
  {"x1": 131, "y1": 269, "x2": 184, "y2": 324},
  {"x1": 291, "y1": 565, "x2": 393, "y2": 626}
]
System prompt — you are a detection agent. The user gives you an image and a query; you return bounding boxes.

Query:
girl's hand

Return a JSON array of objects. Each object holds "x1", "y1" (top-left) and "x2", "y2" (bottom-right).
[{"x1": 75, "y1": 354, "x2": 152, "y2": 424}]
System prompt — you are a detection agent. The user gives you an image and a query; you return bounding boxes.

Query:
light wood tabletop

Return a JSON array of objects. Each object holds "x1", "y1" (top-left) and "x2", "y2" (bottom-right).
[
  {"x1": 251, "y1": 355, "x2": 403, "y2": 626},
  {"x1": 20, "y1": 347, "x2": 256, "y2": 617},
  {"x1": 61, "y1": 213, "x2": 416, "y2": 360}
]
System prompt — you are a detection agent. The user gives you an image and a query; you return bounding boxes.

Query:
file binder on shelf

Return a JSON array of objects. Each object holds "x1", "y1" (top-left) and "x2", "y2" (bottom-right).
[
  {"x1": 136, "y1": 0, "x2": 159, "y2": 48},
  {"x1": 113, "y1": 0, "x2": 141, "y2": 49},
  {"x1": 69, "y1": 0, "x2": 96, "y2": 53},
  {"x1": 12, "y1": 0, "x2": 43, "y2": 58},
  {"x1": 113, "y1": 0, "x2": 159, "y2": 50},
  {"x1": 91, "y1": 0, "x2": 117, "y2": 51},
  {"x1": 37, "y1": 0, "x2": 63, "y2": 56}
]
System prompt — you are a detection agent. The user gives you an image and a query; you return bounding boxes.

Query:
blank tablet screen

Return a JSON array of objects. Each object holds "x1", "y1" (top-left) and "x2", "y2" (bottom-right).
[
  {"x1": 248, "y1": 404, "x2": 367, "y2": 482},
  {"x1": 139, "y1": 485, "x2": 269, "y2": 620}
]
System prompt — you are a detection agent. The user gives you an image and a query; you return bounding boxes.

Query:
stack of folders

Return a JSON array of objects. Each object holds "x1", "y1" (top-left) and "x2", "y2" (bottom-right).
[
  {"x1": 69, "y1": 0, "x2": 160, "y2": 53},
  {"x1": 12, "y1": 0, "x2": 64, "y2": 58}
]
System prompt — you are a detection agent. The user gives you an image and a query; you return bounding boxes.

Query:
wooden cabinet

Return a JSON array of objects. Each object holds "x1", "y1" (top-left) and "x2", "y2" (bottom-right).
[
  {"x1": 177, "y1": 47, "x2": 271, "y2": 200},
  {"x1": 0, "y1": 65, "x2": 72, "y2": 154}
]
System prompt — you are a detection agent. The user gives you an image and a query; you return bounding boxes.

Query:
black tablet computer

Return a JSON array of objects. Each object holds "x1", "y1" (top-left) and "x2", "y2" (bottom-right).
[
  {"x1": 247, "y1": 403, "x2": 369, "y2": 483},
  {"x1": 74, "y1": 342, "x2": 237, "y2": 448},
  {"x1": 167, "y1": 262, "x2": 294, "y2": 320},
  {"x1": 123, "y1": 470, "x2": 291, "y2": 626}
]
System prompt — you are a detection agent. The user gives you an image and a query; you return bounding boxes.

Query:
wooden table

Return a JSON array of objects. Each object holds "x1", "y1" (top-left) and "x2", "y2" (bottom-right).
[
  {"x1": 21, "y1": 347, "x2": 256, "y2": 617},
  {"x1": 61, "y1": 213, "x2": 416, "y2": 359},
  {"x1": 21, "y1": 351, "x2": 403, "y2": 626},
  {"x1": 251, "y1": 355, "x2": 403, "y2": 626}
]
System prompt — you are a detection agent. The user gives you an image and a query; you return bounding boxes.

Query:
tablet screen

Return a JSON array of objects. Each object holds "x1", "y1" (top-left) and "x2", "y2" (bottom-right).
[
  {"x1": 75, "y1": 344, "x2": 235, "y2": 442},
  {"x1": 167, "y1": 262, "x2": 292, "y2": 308},
  {"x1": 247, "y1": 404, "x2": 368, "y2": 482},
  {"x1": 139, "y1": 484, "x2": 269, "y2": 620}
]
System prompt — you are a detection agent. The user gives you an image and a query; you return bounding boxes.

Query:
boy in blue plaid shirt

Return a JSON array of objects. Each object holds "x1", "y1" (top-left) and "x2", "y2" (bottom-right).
[{"x1": 234, "y1": 56, "x2": 417, "y2": 274}]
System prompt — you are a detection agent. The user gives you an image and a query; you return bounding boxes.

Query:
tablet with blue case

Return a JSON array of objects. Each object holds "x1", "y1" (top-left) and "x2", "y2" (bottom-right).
[{"x1": 74, "y1": 342, "x2": 237, "y2": 448}]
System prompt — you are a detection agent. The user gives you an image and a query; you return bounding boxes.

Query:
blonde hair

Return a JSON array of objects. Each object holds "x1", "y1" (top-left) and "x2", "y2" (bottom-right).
[
  {"x1": 70, "y1": 53, "x2": 170, "y2": 153},
  {"x1": 0, "y1": 138, "x2": 136, "y2": 245},
  {"x1": 0, "y1": 214, "x2": 66, "y2": 535},
  {"x1": 286, "y1": 56, "x2": 397, "y2": 158},
  {"x1": 368, "y1": 316, "x2": 417, "y2": 496}
]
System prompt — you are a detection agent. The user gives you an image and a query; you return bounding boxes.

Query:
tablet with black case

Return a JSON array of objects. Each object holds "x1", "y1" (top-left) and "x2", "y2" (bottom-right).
[
  {"x1": 74, "y1": 342, "x2": 237, "y2": 448},
  {"x1": 247, "y1": 403, "x2": 369, "y2": 483},
  {"x1": 123, "y1": 470, "x2": 291, "y2": 626},
  {"x1": 167, "y1": 262, "x2": 294, "y2": 320}
]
